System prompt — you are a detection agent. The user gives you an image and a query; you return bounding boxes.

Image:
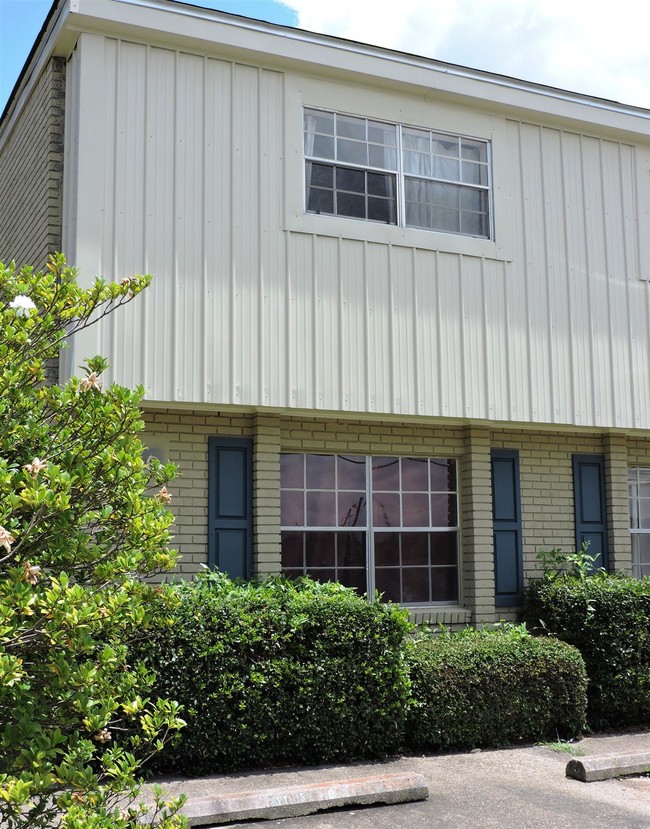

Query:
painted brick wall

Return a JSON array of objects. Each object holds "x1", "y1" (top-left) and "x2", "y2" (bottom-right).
[
  {"x1": 460, "y1": 426, "x2": 495, "y2": 625},
  {"x1": 253, "y1": 414, "x2": 282, "y2": 578},
  {"x1": 142, "y1": 409, "x2": 650, "y2": 624},
  {"x1": 0, "y1": 57, "x2": 65, "y2": 269},
  {"x1": 490, "y1": 429, "x2": 603, "y2": 580},
  {"x1": 279, "y1": 417, "x2": 466, "y2": 458},
  {"x1": 143, "y1": 410, "x2": 253, "y2": 577},
  {"x1": 626, "y1": 436, "x2": 650, "y2": 467}
]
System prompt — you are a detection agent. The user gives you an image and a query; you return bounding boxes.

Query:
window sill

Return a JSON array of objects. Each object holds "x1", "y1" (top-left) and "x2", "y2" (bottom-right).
[
  {"x1": 408, "y1": 606, "x2": 471, "y2": 627},
  {"x1": 285, "y1": 211, "x2": 511, "y2": 261}
]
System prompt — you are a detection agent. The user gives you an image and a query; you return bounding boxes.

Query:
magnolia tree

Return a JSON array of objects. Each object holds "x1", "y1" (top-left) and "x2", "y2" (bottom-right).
[{"x1": 0, "y1": 255, "x2": 186, "y2": 828}]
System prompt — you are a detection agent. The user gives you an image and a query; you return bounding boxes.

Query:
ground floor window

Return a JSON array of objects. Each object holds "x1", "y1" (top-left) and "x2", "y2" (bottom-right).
[
  {"x1": 280, "y1": 454, "x2": 458, "y2": 604},
  {"x1": 629, "y1": 468, "x2": 650, "y2": 578}
]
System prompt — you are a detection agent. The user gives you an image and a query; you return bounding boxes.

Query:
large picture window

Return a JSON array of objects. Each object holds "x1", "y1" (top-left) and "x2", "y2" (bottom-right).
[
  {"x1": 629, "y1": 468, "x2": 650, "y2": 578},
  {"x1": 281, "y1": 454, "x2": 459, "y2": 605},
  {"x1": 304, "y1": 108, "x2": 491, "y2": 238}
]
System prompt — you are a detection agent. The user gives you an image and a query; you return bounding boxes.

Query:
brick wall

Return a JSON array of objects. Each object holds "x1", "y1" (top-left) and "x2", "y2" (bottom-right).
[
  {"x1": 142, "y1": 408, "x2": 650, "y2": 624},
  {"x1": 490, "y1": 429, "x2": 603, "y2": 578},
  {"x1": 278, "y1": 416, "x2": 465, "y2": 459},
  {"x1": 0, "y1": 57, "x2": 65, "y2": 269},
  {"x1": 143, "y1": 410, "x2": 253, "y2": 577},
  {"x1": 626, "y1": 436, "x2": 650, "y2": 467},
  {"x1": 461, "y1": 426, "x2": 495, "y2": 625}
]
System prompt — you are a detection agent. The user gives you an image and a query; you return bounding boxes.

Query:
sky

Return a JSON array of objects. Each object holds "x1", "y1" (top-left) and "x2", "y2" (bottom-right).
[{"x1": 1, "y1": 0, "x2": 649, "y2": 113}]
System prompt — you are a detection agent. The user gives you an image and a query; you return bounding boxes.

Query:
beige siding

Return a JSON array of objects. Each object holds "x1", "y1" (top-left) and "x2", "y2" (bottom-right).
[
  {"x1": 0, "y1": 57, "x2": 65, "y2": 269},
  {"x1": 63, "y1": 33, "x2": 650, "y2": 431}
]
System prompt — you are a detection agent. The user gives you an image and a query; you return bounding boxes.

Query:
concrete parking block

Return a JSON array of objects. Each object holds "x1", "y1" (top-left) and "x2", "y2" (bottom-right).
[
  {"x1": 566, "y1": 752, "x2": 650, "y2": 782},
  {"x1": 180, "y1": 772, "x2": 428, "y2": 826}
]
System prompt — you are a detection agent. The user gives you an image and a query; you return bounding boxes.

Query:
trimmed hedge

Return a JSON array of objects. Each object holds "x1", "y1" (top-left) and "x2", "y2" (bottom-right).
[
  {"x1": 523, "y1": 574, "x2": 650, "y2": 729},
  {"x1": 140, "y1": 572, "x2": 412, "y2": 774},
  {"x1": 405, "y1": 626, "x2": 587, "y2": 751}
]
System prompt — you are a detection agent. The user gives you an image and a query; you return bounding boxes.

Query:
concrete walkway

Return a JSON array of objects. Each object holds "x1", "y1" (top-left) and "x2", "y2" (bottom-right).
[{"x1": 151, "y1": 730, "x2": 650, "y2": 829}]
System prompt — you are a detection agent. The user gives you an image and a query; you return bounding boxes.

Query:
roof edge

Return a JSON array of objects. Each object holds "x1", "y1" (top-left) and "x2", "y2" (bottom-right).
[{"x1": 131, "y1": 0, "x2": 649, "y2": 119}]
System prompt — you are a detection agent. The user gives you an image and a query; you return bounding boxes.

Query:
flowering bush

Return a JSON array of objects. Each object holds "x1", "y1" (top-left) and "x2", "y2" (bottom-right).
[{"x1": 0, "y1": 256, "x2": 186, "y2": 828}]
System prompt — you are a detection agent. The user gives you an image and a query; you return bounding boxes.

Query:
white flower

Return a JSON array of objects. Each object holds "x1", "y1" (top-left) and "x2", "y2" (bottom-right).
[
  {"x1": 9, "y1": 295, "x2": 36, "y2": 317},
  {"x1": 0, "y1": 526, "x2": 15, "y2": 553},
  {"x1": 93, "y1": 728, "x2": 112, "y2": 744},
  {"x1": 22, "y1": 563, "x2": 41, "y2": 585},
  {"x1": 79, "y1": 372, "x2": 102, "y2": 392},
  {"x1": 23, "y1": 457, "x2": 47, "y2": 478},
  {"x1": 155, "y1": 486, "x2": 172, "y2": 505}
]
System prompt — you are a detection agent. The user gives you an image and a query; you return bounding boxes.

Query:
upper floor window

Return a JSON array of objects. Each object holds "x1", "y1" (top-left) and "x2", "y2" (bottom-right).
[
  {"x1": 629, "y1": 468, "x2": 650, "y2": 578},
  {"x1": 304, "y1": 108, "x2": 491, "y2": 239}
]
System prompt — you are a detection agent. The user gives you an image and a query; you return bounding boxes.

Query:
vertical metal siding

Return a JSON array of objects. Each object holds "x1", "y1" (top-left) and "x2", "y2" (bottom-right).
[
  {"x1": 459, "y1": 255, "x2": 487, "y2": 419},
  {"x1": 582, "y1": 135, "x2": 614, "y2": 426},
  {"x1": 112, "y1": 41, "x2": 147, "y2": 385},
  {"x1": 482, "y1": 258, "x2": 510, "y2": 421},
  {"x1": 540, "y1": 127, "x2": 572, "y2": 424},
  {"x1": 562, "y1": 130, "x2": 594, "y2": 425},
  {"x1": 204, "y1": 57, "x2": 233, "y2": 405},
  {"x1": 390, "y1": 245, "x2": 416, "y2": 414},
  {"x1": 258, "y1": 69, "x2": 285, "y2": 407},
  {"x1": 413, "y1": 249, "x2": 439, "y2": 415},
  {"x1": 437, "y1": 252, "x2": 464, "y2": 418},
  {"x1": 67, "y1": 35, "x2": 650, "y2": 429},
  {"x1": 287, "y1": 232, "x2": 314, "y2": 409},
  {"x1": 174, "y1": 52, "x2": 205, "y2": 401},
  {"x1": 364, "y1": 242, "x2": 392, "y2": 413},
  {"x1": 144, "y1": 46, "x2": 176, "y2": 401},
  {"x1": 503, "y1": 120, "x2": 533, "y2": 424},
  {"x1": 313, "y1": 235, "x2": 340, "y2": 410},
  {"x1": 231, "y1": 64, "x2": 261, "y2": 405}
]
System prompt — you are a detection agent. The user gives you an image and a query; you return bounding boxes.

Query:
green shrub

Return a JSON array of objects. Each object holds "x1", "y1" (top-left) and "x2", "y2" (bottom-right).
[
  {"x1": 141, "y1": 572, "x2": 412, "y2": 774},
  {"x1": 523, "y1": 573, "x2": 650, "y2": 729},
  {"x1": 405, "y1": 625, "x2": 587, "y2": 752}
]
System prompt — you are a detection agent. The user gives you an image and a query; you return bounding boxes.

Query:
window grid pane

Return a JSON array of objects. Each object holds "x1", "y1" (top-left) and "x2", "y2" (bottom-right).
[
  {"x1": 628, "y1": 468, "x2": 650, "y2": 579},
  {"x1": 282, "y1": 453, "x2": 458, "y2": 604},
  {"x1": 304, "y1": 108, "x2": 490, "y2": 239}
]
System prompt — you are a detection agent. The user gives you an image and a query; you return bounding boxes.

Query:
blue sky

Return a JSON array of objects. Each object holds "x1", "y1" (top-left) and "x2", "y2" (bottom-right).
[
  {"x1": 0, "y1": 0, "x2": 296, "y2": 111},
  {"x1": 1, "y1": 0, "x2": 649, "y2": 111}
]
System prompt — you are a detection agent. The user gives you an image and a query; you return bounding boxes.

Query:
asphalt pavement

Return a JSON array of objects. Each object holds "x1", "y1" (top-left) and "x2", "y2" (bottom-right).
[{"x1": 151, "y1": 729, "x2": 650, "y2": 829}]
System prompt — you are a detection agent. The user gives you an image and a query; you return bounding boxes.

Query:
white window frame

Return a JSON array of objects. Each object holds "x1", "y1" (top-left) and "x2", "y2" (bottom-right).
[
  {"x1": 280, "y1": 453, "x2": 460, "y2": 606},
  {"x1": 628, "y1": 467, "x2": 650, "y2": 578},
  {"x1": 303, "y1": 107, "x2": 493, "y2": 241}
]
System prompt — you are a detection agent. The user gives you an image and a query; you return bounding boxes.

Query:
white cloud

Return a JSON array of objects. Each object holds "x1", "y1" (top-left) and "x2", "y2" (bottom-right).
[{"x1": 282, "y1": 0, "x2": 650, "y2": 108}]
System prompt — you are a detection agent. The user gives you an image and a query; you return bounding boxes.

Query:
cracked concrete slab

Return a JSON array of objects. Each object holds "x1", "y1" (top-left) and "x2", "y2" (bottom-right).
[{"x1": 180, "y1": 773, "x2": 428, "y2": 826}]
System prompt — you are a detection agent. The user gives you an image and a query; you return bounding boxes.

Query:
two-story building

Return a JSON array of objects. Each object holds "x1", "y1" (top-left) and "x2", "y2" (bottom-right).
[{"x1": 1, "y1": 0, "x2": 649, "y2": 626}]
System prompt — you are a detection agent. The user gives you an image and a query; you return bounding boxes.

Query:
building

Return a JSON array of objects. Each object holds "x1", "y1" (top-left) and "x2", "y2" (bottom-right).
[{"x1": 1, "y1": 0, "x2": 649, "y2": 627}]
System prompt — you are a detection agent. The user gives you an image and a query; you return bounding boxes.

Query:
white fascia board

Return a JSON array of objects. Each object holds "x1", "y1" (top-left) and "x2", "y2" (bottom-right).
[{"x1": 66, "y1": 0, "x2": 649, "y2": 140}]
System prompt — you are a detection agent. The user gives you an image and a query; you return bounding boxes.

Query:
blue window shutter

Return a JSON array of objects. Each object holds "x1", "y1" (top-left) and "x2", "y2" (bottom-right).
[
  {"x1": 491, "y1": 449, "x2": 523, "y2": 607},
  {"x1": 208, "y1": 437, "x2": 253, "y2": 579},
  {"x1": 573, "y1": 454, "x2": 608, "y2": 570}
]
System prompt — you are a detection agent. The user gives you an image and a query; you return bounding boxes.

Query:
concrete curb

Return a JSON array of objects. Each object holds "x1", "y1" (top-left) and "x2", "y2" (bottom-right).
[
  {"x1": 180, "y1": 772, "x2": 429, "y2": 826},
  {"x1": 566, "y1": 752, "x2": 650, "y2": 782}
]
